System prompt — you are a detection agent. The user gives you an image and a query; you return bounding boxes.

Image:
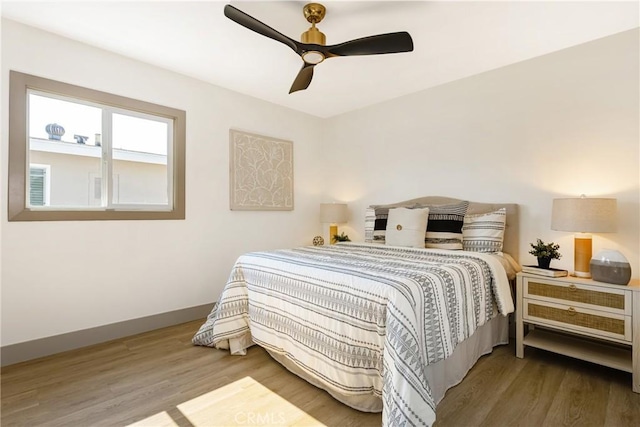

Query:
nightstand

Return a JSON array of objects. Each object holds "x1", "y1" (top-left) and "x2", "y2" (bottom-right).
[{"x1": 515, "y1": 272, "x2": 640, "y2": 393}]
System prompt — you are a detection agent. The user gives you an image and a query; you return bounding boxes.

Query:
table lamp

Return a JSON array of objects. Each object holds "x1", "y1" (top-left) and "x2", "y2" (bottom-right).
[
  {"x1": 320, "y1": 203, "x2": 348, "y2": 244},
  {"x1": 551, "y1": 196, "x2": 616, "y2": 278}
]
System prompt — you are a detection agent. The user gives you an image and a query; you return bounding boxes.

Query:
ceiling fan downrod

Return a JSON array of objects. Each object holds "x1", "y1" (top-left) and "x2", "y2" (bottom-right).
[{"x1": 301, "y1": 3, "x2": 326, "y2": 45}]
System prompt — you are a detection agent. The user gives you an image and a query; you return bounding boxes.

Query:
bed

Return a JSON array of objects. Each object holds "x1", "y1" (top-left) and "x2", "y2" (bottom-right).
[{"x1": 193, "y1": 197, "x2": 520, "y2": 426}]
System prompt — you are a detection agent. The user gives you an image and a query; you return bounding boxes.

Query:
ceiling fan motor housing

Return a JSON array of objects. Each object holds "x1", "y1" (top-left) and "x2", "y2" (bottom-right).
[
  {"x1": 301, "y1": 3, "x2": 326, "y2": 45},
  {"x1": 301, "y1": 26, "x2": 326, "y2": 44}
]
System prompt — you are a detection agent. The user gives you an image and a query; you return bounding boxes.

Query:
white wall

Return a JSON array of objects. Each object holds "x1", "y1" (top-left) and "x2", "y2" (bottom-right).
[
  {"x1": 1, "y1": 19, "x2": 325, "y2": 346},
  {"x1": 3, "y1": 20, "x2": 639, "y2": 348},
  {"x1": 324, "y1": 29, "x2": 639, "y2": 277}
]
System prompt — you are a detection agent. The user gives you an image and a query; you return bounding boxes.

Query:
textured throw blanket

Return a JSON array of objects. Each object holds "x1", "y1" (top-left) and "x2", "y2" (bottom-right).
[{"x1": 193, "y1": 243, "x2": 513, "y2": 426}]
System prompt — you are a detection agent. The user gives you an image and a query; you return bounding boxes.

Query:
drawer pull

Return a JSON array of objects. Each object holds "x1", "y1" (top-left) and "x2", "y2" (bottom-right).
[
  {"x1": 567, "y1": 307, "x2": 577, "y2": 315},
  {"x1": 568, "y1": 284, "x2": 577, "y2": 292}
]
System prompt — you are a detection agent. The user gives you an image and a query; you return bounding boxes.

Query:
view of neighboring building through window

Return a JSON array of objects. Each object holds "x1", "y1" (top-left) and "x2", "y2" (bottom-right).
[
  {"x1": 28, "y1": 92, "x2": 171, "y2": 209},
  {"x1": 8, "y1": 71, "x2": 185, "y2": 221},
  {"x1": 29, "y1": 164, "x2": 50, "y2": 206}
]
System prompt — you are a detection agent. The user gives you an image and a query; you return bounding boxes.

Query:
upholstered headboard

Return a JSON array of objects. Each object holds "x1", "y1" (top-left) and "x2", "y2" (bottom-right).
[{"x1": 366, "y1": 196, "x2": 520, "y2": 262}]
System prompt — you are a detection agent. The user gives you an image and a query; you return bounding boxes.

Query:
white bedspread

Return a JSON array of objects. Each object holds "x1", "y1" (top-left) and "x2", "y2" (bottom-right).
[{"x1": 193, "y1": 243, "x2": 513, "y2": 426}]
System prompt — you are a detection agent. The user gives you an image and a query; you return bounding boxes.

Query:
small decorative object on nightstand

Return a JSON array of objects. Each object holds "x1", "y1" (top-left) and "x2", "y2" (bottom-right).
[
  {"x1": 521, "y1": 265, "x2": 568, "y2": 277},
  {"x1": 332, "y1": 232, "x2": 350, "y2": 243},
  {"x1": 312, "y1": 235, "x2": 324, "y2": 246},
  {"x1": 515, "y1": 271, "x2": 640, "y2": 393},
  {"x1": 528, "y1": 238, "x2": 561, "y2": 269},
  {"x1": 590, "y1": 249, "x2": 632, "y2": 285}
]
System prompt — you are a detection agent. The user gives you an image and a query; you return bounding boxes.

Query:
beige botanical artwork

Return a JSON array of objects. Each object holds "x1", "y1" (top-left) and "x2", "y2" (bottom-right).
[{"x1": 229, "y1": 129, "x2": 293, "y2": 211}]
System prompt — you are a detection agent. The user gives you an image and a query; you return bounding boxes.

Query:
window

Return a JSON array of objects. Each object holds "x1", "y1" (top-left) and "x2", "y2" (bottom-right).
[{"x1": 9, "y1": 71, "x2": 185, "y2": 221}]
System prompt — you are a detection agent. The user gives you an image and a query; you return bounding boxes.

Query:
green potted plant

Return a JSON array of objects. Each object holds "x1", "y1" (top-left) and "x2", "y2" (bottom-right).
[
  {"x1": 529, "y1": 238, "x2": 562, "y2": 269},
  {"x1": 333, "y1": 232, "x2": 351, "y2": 243}
]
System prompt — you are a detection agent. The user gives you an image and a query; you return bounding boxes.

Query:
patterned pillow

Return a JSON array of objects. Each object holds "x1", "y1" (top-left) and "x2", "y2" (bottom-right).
[
  {"x1": 365, "y1": 206, "x2": 393, "y2": 243},
  {"x1": 424, "y1": 201, "x2": 470, "y2": 250},
  {"x1": 385, "y1": 207, "x2": 430, "y2": 248},
  {"x1": 462, "y1": 208, "x2": 507, "y2": 253}
]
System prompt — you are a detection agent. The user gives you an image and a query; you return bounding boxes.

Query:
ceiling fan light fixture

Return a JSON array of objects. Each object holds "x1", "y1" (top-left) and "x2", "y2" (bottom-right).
[{"x1": 302, "y1": 51, "x2": 325, "y2": 64}]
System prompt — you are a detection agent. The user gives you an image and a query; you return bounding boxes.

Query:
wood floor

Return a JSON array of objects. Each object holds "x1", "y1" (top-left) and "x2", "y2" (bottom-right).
[{"x1": 2, "y1": 320, "x2": 639, "y2": 426}]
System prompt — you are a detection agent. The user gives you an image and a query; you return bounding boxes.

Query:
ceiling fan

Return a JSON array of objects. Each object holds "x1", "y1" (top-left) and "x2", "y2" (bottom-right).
[{"x1": 224, "y1": 3, "x2": 414, "y2": 94}]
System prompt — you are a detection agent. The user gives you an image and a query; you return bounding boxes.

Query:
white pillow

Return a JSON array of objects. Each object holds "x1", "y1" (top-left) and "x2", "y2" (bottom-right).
[
  {"x1": 385, "y1": 207, "x2": 430, "y2": 248},
  {"x1": 462, "y1": 208, "x2": 507, "y2": 253}
]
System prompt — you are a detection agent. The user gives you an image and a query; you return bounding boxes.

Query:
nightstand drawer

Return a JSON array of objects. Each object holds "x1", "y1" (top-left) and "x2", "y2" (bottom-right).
[
  {"x1": 523, "y1": 298, "x2": 632, "y2": 342},
  {"x1": 524, "y1": 277, "x2": 631, "y2": 315}
]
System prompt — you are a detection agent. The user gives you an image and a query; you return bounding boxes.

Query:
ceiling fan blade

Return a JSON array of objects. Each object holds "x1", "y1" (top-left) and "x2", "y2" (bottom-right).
[
  {"x1": 224, "y1": 4, "x2": 301, "y2": 54},
  {"x1": 289, "y1": 63, "x2": 315, "y2": 94},
  {"x1": 326, "y1": 32, "x2": 414, "y2": 57}
]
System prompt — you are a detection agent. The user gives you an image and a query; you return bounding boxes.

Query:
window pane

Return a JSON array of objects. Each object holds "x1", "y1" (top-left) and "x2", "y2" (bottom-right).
[
  {"x1": 112, "y1": 113, "x2": 169, "y2": 205},
  {"x1": 28, "y1": 93, "x2": 102, "y2": 208}
]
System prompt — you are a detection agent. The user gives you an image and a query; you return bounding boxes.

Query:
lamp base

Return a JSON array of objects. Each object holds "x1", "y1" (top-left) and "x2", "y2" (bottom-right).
[
  {"x1": 573, "y1": 234, "x2": 592, "y2": 279},
  {"x1": 329, "y1": 224, "x2": 338, "y2": 244},
  {"x1": 571, "y1": 271, "x2": 592, "y2": 279}
]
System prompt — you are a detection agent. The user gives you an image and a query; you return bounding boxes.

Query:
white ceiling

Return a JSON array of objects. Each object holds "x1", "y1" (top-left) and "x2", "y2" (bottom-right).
[{"x1": 2, "y1": 1, "x2": 638, "y2": 118}]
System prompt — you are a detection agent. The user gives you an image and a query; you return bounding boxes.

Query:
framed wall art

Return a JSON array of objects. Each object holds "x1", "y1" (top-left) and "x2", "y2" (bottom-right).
[{"x1": 229, "y1": 129, "x2": 293, "y2": 211}]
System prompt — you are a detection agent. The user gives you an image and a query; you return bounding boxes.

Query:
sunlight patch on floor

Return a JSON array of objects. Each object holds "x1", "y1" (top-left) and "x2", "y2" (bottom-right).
[
  {"x1": 176, "y1": 376, "x2": 326, "y2": 426},
  {"x1": 127, "y1": 411, "x2": 180, "y2": 427}
]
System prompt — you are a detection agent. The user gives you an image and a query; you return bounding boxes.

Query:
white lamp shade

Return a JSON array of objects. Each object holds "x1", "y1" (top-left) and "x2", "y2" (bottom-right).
[
  {"x1": 551, "y1": 198, "x2": 616, "y2": 233},
  {"x1": 320, "y1": 203, "x2": 348, "y2": 224}
]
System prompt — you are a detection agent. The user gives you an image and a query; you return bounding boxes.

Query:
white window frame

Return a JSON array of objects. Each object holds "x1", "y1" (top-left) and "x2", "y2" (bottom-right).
[{"x1": 8, "y1": 71, "x2": 186, "y2": 221}]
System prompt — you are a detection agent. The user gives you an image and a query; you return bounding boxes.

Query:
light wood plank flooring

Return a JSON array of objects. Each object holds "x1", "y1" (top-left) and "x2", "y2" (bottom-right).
[{"x1": 2, "y1": 320, "x2": 639, "y2": 426}]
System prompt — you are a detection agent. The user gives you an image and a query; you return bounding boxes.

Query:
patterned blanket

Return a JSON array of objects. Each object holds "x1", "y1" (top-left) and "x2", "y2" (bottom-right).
[{"x1": 193, "y1": 243, "x2": 514, "y2": 426}]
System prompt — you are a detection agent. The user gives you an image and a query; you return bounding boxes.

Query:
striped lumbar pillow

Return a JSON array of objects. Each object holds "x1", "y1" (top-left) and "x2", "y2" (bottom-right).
[
  {"x1": 424, "y1": 201, "x2": 470, "y2": 249},
  {"x1": 462, "y1": 207, "x2": 507, "y2": 253}
]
